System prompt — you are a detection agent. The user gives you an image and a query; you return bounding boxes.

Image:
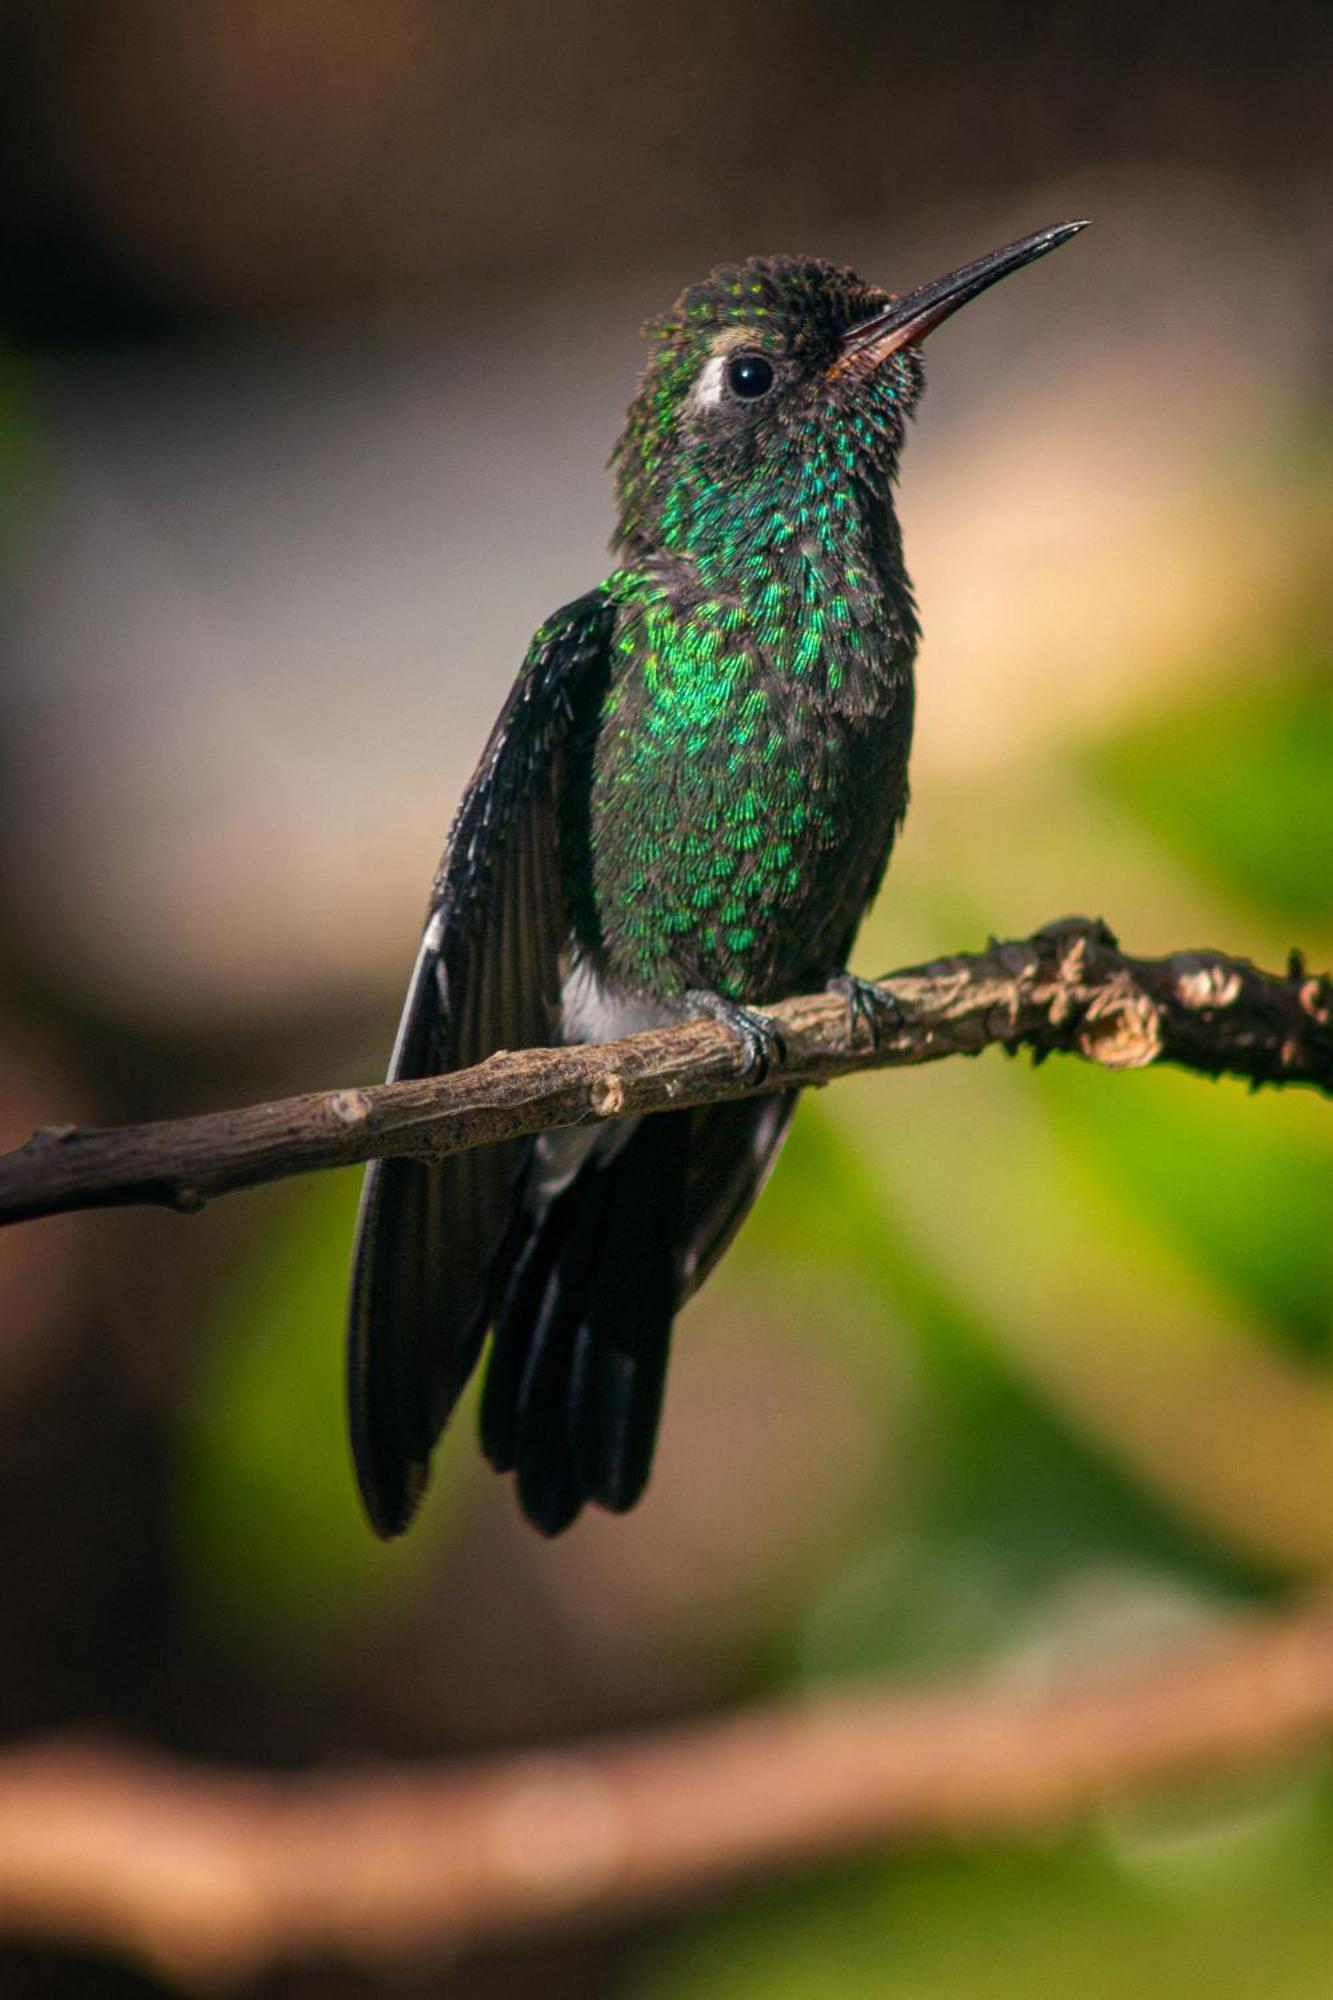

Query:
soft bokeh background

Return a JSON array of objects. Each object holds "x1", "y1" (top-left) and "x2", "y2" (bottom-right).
[{"x1": 2, "y1": 3, "x2": 1331, "y2": 1993}]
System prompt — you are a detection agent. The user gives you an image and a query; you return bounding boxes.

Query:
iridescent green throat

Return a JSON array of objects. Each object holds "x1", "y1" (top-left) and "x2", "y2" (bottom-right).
[{"x1": 571, "y1": 426, "x2": 917, "y2": 998}]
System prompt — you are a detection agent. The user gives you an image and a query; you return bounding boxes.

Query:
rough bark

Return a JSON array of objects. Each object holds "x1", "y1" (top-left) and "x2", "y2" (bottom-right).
[{"x1": 2, "y1": 919, "x2": 1329, "y2": 1228}]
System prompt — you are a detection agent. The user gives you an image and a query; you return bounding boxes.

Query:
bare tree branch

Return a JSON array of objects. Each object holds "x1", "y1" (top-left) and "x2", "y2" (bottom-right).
[
  {"x1": 2, "y1": 917, "x2": 1330, "y2": 1228},
  {"x1": 0, "y1": 1599, "x2": 1331, "y2": 1984}
]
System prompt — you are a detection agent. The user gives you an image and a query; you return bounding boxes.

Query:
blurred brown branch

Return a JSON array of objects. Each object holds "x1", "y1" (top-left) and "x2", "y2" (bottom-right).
[
  {"x1": 1, "y1": 1599, "x2": 1331, "y2": 1984},
  {"x1": 1, "y1": 917, "x2": 1330, "y2": 1228}
]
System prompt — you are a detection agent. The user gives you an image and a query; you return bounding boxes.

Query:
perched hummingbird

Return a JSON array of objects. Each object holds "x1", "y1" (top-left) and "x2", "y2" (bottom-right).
[{"x1": 349, "y1": 221, "x2": 1086, "y2": 1538}]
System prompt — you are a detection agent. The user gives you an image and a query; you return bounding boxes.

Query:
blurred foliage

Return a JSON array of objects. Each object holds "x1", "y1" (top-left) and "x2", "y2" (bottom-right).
[
  {"x1": 1090, "y1": 640, "x2": 1332, "y2": 933},
  {"x1": 1038, "y1": 1060, "x2": 1332, "y2": 1364},
  {"x1": 1075, "y1": 603, "x2": 1332, "y2": 1360},
  {"x1": 630, "y1": 1785, "x2": 1333, "y2": 2000},
  {"x1": 736, "y1": 1103, "x2": 1248, "y2": 1695},
  {"x1": 177, "y1": 1169, "x2": 442, "y2": 1655}
]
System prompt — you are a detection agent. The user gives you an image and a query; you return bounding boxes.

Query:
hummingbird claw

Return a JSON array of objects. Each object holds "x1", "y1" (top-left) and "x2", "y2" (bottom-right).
[
  {"x1": 686, "y1": 990, "x2": 788, "y2": 1085},
  {"x1": 826, "y1": 972, "x2": 906, "y2": 1051}
]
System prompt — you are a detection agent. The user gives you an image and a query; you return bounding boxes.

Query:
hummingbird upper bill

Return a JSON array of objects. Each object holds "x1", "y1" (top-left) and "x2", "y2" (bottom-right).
[{"x1": 835, "y1": 219, "x2": 1088, "y2": 372}]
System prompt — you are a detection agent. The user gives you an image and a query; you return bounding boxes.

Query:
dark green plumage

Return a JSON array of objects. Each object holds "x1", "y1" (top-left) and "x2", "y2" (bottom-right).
[{"x1": 349, "y1": 224, "x2": 1087, "y2": 1537}]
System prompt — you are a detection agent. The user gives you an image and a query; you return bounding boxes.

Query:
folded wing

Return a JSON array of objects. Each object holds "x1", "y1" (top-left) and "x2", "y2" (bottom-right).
[{"x1": 347, "y1": 591, "x2": 616, "y2": 1536}]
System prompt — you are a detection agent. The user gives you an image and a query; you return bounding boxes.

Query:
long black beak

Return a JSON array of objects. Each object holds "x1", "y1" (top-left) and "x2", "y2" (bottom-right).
[{"x1": 838, "y1": 220, "x2": 1088, "y2": 369}]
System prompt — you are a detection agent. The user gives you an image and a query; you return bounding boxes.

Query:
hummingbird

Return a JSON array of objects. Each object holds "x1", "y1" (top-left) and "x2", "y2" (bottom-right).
[{"x1": 349, "y1": 220, "x2": 1087, "y2": 1539}]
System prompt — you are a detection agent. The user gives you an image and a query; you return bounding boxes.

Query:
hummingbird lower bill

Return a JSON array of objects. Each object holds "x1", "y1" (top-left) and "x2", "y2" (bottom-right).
[{"x1": 348, "y1": 219, "x2": 1087, "y2": 1538}]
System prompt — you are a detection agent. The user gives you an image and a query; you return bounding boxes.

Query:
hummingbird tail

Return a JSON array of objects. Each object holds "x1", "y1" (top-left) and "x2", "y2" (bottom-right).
[{"x1": 480, "y1": 1112, "x2": 690, "y2": 1536}]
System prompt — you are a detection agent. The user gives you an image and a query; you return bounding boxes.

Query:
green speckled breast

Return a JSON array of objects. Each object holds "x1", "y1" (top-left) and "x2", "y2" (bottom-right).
[{"x1": 573, "y1": 558, "x2": 915, "y2": 1003}]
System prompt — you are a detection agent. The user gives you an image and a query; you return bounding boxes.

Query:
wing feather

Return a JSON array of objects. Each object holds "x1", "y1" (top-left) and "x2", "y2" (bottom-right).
[{"x1": 348, "y1": 591, "x2": 615, "y2": 1536}]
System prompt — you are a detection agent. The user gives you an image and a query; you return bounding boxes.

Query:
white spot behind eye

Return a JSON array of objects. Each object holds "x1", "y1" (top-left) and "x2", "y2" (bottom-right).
[{"x1": 690, "y1": 353, "x2": 729, "y2": 413}]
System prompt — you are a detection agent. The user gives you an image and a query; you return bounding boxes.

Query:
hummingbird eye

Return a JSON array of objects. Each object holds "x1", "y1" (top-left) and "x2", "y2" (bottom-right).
[{"x1": 725, "y1": 352, "x2": 775, "y2": 401}]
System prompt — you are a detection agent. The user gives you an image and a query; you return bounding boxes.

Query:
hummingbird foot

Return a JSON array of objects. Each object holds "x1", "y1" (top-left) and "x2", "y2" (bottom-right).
[
  {"x1": 826, "y1": 972, "x2": 905, "y2": 1051},
  {"x1": 685, "y1": 990, "x2": 788, "y2": 1085}
]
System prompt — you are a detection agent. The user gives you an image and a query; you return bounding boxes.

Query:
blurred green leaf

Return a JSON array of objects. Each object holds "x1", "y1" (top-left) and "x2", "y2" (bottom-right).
[
  {"x1": 630, "y1": 1783, "x2": 1333, "y2": 2000},
  {"x1": 738, "y1": 1104, "x2": 1250, "y2": 1694},
  {"x1": 175, "y1": 1170, "x2": 458, "y2": 1656},
  {"x1": 1090, "y1": 651, "x2": 1333, "y2": 929},
  {"x1": 1035, "y1": 1059, "x2": 1331, "y2": 1363}
]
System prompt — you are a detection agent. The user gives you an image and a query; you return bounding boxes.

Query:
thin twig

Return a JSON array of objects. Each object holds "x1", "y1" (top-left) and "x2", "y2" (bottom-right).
[
  {"x1": 0, "y1": 1599, "x2": 1331, "y2": 1983},
  {"x1": 1, "y1": 918, "x2": 1330, "y2": 1227}
]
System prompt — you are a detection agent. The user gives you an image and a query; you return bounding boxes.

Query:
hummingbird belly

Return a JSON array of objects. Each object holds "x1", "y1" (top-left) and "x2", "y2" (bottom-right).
[{"x1": 532, "y1": 959, "x2": 689, "y2": 1205}]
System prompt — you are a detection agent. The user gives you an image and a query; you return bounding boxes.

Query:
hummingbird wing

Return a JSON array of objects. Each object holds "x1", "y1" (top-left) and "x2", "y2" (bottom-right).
[{"x1": 347, "y1": 589, "x2": 616, "y2": 1537}]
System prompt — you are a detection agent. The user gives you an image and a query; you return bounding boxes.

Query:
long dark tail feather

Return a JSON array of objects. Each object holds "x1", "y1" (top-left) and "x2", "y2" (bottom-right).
[
  {"x1": 566, "y1": 1122, "x2": 683, "y2": 1512},
  {"x1": 481, "y1": 1113, "x2": 690, "y2": 1535},
  {"x1": 479, "y1": 1165, "x2": 599, "y2": 1481},
  {"x1": 348, "y1": 936, "x2": 526, "y2": 1538}
]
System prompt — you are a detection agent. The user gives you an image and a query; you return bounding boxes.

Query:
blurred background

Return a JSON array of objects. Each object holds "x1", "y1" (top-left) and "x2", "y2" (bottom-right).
[{"x1": 1, "y1": 2, "x2": 1332, "y2": 1993}]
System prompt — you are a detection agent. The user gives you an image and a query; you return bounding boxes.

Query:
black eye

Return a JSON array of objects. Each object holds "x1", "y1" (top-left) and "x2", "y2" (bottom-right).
[{"x1": 726, "y1": 352, "x2": 775, "y2": 400}]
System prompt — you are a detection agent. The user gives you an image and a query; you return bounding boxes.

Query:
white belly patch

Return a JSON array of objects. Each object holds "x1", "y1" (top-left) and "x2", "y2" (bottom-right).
[{"x1": 534, "y1": 963, "x2": 684, "y2": 1201}]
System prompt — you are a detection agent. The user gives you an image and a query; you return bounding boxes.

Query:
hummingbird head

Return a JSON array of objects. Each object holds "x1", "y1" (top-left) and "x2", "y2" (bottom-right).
[{"x1": 612, "y1": 223, "x2": 1087, "y2": 564}]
